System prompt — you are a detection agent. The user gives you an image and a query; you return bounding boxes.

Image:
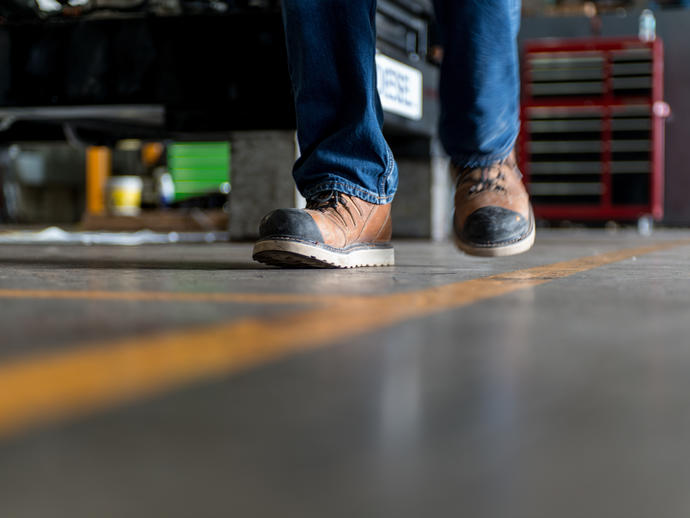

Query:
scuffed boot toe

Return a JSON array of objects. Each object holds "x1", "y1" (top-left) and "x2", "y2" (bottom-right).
[
  {"x1": 460, "y1": 206, "x2": 530, "y2": 246},
  {"x1": 455, "y1": 205, "x2": 535, "y2": 257},
  {"x1": 258, "y1": 209, "x2": 324, "y2": 243}
]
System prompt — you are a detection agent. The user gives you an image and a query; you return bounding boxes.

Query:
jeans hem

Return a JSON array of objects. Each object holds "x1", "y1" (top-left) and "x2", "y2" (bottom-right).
[
  {"x1": 451, "y1": 147, "x2": 515, "y2": 168},
  {"x1": 302, "y1": 180, "x2": 395, "y2": 205},
  {"x1": 300, "y1": 146, "x2": 397, "y2": 205},
  {"x1": 449, "y1": 127, "x2": 519, "y2": 168}
]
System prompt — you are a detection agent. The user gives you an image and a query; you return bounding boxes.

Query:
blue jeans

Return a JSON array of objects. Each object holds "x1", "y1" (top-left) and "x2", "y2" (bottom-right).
[{"x1": 282, "y1": 0, "x2": 521, "y2": 205}]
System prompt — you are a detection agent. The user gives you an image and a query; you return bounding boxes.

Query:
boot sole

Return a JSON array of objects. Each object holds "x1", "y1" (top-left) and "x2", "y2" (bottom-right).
[
  {"x1": 252, "y1": 239, "x2": 395, "y2": 268},
  {"x1": 454, "y1": 211, "x2": 536, "y2": 257}
]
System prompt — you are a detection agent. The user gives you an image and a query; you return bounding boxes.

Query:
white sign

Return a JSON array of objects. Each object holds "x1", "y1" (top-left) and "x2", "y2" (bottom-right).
[{"x1": 376, "y1": 53, "x2": 423, "y2": 121}]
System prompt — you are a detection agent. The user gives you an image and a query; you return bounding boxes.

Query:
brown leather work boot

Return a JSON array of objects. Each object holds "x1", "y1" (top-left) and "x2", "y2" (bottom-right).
[
  {"x1": 453, "y1": 151, "x2": 535, "y2": 257},
  {"x1": 252, "y1": 191, "x2": 394, "y2": 268}
]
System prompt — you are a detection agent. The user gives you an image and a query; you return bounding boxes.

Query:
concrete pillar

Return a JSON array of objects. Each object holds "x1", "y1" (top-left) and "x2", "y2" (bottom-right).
[{"x1": 228, "y1": 131, "x2": 298, "y2": 241}]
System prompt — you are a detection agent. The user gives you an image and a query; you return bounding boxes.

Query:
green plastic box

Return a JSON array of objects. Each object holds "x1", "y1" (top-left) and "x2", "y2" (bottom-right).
[{"x1": 168, "y1": 142, "x2": 231, "y2": 202}]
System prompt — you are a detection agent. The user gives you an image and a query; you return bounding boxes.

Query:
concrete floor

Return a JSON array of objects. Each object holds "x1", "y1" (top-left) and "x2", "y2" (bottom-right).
[{"x1": 1, "y1": 229, "x2": 690, "y2": 518}]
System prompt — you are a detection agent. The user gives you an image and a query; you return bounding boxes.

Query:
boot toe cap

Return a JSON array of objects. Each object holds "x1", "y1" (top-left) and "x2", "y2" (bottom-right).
[
  {"x1": 258, "y1": 209, "x2": 324, "y2": 243},
  {"x1": 459, "y1": 206, "x2": 531, "y2": 246}
]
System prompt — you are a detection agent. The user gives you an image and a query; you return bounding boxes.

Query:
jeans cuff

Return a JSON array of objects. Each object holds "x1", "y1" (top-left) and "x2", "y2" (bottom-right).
[
  {"x1": 451, "y1": 146, "x2": 515, "y2": 168},
  {"x1": 299, "y1": 146, "x2": 398, "y2": 205},
  {"x1": 302, "y1": 179, "x2": 395, "y2": 205},
  {"x1": 449, "y1": 124, "x2": 519, "y2": 168}
]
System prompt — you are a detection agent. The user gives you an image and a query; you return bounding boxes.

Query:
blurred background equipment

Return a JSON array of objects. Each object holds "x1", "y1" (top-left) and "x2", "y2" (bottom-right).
[
  {"x1": 519, "y1": 36, "x2": 667, "y2": 224},
  {"x1": 519, "y1": 4, "x2": 690, "y2": 226},
  {"x1": 2, "y1": 0, "x2": 690, "y2": 232},
  {"x1": 0, "y1": 143, "x2": 85, "y2": 223},
  {"x1": 0, "y1": 0, "x2": 441, "y2": 238}
]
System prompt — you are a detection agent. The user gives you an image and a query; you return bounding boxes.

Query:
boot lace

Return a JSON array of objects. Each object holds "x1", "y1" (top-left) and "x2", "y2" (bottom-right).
[
  {"x1": 307, "y1": 190, "x2": 344, "y2": 211},
  {"x1": 306, "y1": 191, "x2": 358, "y2": 227},
  {"x1": 457, "y1": 157, "x2": 517, "y2": 195}
]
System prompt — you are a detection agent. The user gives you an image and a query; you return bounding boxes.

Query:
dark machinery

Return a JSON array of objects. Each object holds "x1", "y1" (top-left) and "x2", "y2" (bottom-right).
[{"x1": 0, "y1": 0, "x2": 439, "y2": 144}]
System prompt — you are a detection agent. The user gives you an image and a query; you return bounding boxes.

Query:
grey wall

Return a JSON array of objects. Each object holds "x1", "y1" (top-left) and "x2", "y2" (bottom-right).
[{"x1": 520, "y1": 10, "x2": 690, "y2": 225}]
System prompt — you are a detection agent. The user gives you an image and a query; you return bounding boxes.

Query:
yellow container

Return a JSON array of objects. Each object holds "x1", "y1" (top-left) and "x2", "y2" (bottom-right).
[{"x1": 106, "y1": 176, "x2": 143, "y2": 216}]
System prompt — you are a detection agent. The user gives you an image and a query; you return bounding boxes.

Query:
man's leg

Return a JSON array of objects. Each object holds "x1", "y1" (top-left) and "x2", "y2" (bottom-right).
[
  {"x1": 433, "y1": 0, "x2": 535, "y2": 256},
  {"x1": 253, "y1": 0, "x2": 396, "y2": 268}
]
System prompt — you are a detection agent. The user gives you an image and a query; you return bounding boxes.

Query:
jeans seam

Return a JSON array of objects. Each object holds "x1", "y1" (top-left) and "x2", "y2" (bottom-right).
[{"x1": 377, "y1": 146, "x2": 396, "y2": 196}]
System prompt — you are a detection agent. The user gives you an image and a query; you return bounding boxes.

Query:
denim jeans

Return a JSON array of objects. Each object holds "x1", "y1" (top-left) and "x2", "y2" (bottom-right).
[{"x1": 282, "y1": 0, "x2": 521, "y2": 205}]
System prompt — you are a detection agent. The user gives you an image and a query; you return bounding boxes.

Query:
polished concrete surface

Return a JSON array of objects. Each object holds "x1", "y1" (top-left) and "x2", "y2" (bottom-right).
[{"x1": 1, "y1": 229, "x2": 690, "y2": 517}]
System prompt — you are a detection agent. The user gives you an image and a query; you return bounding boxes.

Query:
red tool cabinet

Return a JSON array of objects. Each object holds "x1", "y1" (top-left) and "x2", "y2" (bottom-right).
[{"x1": 519, "y1": 37, "x2": 666, "y2": 222}]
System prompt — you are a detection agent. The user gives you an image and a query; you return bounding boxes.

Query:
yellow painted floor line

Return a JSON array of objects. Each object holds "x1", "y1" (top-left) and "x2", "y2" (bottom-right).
[
  {"x1": 0, "y1": 239, "x2": 687, "y2": 441},
  {"x1": 0, "y1": 289, "x2": 369, "y2": 306}
]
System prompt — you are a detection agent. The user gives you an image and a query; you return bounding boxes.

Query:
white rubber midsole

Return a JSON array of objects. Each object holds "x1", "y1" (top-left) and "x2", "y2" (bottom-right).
[{"x1": 253, "y1": 239, "x2": 395, "y2": 267}]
